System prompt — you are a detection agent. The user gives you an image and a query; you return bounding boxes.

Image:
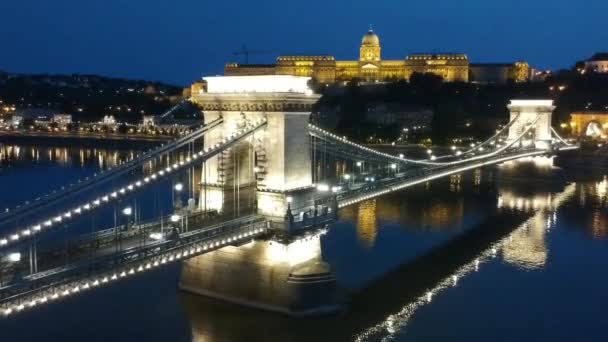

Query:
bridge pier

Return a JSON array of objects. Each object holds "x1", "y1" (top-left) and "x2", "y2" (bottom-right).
[
  {"x1": 182, "y1": 76, "x2": 341, "y2": 315},
  {"x1": 507, "y1": 99, "x2": 555, "y2": 150},
  {"x1": 179, "y1": 231, "x2": 342, "y2": 316},
  {"x1": 191, "y1": 76, "x2": 320, "y2": 224}
]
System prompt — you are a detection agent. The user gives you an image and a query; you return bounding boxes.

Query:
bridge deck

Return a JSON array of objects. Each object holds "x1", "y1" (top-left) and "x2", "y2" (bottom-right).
[{"x1": 0, "y1": 214, "x2": 268, "y2": 314}]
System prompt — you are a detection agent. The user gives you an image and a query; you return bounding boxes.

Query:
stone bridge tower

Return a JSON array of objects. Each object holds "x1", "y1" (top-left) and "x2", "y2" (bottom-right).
[
  {"x1": 190, "y1": 75, "x2": 320, "y2": 220},
  {"x1": 507, "y1": 99, "x2": 555, "y2": 150}
]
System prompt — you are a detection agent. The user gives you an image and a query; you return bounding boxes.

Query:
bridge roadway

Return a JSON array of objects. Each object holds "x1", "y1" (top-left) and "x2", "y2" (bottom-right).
[{"x1": 0, "y1": 213, "x2": 268, "y2": 315}]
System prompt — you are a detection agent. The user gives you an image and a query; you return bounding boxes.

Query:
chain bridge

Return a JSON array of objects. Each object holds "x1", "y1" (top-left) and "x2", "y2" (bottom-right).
[{"x1": 0, "y1": 75, "x2": 577, "y2": 316}]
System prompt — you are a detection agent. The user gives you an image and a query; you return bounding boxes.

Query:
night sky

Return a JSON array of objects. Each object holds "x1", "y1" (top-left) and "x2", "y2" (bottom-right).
[{"x1": 1, "y1": 0, "x2": 606, "y2": 85}]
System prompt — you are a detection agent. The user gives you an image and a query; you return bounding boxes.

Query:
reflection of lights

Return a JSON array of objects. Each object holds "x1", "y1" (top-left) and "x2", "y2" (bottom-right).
[
  {"x1": 595, "y1": 177, "x2": 607, "y2": 198},
  {"x1": 355, "y1": 183, "x2": 576, "y2": 341},
  {"x1": 356, "y1": 200, "x2": 377, "y2": 247},
  {"x1": 500, "y1": 156, "x2": 555, "y2": 170},
  {"x1": 355, "y1": 229, "x2": 516, "y2": 341}
]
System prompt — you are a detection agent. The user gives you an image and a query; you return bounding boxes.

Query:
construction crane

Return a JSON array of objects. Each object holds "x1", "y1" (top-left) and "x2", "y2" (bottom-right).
[{"x1": 232, "y1": 44, "x2": 271, "y2": 64}]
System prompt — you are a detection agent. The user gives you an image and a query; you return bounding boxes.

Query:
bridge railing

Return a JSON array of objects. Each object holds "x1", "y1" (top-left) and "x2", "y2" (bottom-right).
[
  {"x1": 311, "y1": 114, "x2": 542, "y2": 171},
  {"x1": 335, "y1": 147, "x2": 547, "y2": 208},
  {"x1": 0, "y1": 215, "x2": 268, "y2": 315}
]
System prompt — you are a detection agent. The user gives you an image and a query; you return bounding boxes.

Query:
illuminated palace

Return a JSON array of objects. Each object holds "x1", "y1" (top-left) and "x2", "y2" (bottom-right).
[{"x1": 225, "y1": 28, "x2": 530, "y2": 84}]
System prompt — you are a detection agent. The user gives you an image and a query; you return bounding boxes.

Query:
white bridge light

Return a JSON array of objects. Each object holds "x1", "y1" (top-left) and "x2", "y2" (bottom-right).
[
  {"x1": 7, "y1": 252, "x2": 21, "y2": 262},
  {"x1": 149, "y1": 232, "x2": 164, "y2": 241},
  {"x1": 316, "y1": 184, "x2": 329, "y2": 192}
]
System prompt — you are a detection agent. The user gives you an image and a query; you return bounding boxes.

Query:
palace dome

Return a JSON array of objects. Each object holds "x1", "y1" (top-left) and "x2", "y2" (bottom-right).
[{"x1": 361, "y1": 29, "x2": 380, "y2": 46}]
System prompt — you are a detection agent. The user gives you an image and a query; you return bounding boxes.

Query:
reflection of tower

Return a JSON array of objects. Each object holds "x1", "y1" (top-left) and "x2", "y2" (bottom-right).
[
  {"x1": 502, "y1": 213, "x2": 547, "y2": 269},
  {"x1": 422, "y1": 203, "x2": 459, "y2": 229},
  {"x1": 450, "y1": 174, "x2": 461, "y2": 192},
  {"x1": 474, "y1": 169, "x2": 481, "y2": 186},
  {"x1": 357, "y1": 199, "x2": 378, "y2": 247}
]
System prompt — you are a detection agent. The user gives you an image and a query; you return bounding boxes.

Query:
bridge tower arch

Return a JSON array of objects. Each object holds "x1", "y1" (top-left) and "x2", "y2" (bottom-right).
[
  {"x1": 507, "y1": 100, "x2": 555, "y2": 150},
  {"x1": 190, "y1": 75, "x2": 320, "y2": 219}
]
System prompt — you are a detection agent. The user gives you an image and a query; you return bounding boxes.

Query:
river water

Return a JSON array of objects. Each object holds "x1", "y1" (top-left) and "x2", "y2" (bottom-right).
[{"x1": 0, "y1": 144, "x2": 607, "y2": 341}]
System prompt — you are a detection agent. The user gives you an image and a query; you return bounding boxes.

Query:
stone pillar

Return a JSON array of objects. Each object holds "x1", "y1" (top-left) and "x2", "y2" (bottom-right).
[
  {"x1": 190, "y1": 76, "x2": 320, "y2": 224},
  {"x1": 199, "y1": 111, "x2": 224, "y2": 213},
  {"x1": 507, "y1": 99, "x2": 555, "y2": 150}
]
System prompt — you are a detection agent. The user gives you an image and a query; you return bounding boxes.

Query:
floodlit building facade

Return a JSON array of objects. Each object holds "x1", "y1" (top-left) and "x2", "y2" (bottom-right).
[
  {"x1": 225, "y1": 29, "x2": 530, "y2": 84},
  {"x1": 469, "y1": 62, "x2": 530, "y2": 84},
  {"x1": 585, "y1": 53, "x2": 608, "y2": 73},
  {"x1": 569, "y1": 112, "x2": 608, "y2": 139}
]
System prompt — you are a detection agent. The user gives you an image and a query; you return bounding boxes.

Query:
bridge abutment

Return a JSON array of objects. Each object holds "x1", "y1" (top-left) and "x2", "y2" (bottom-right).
[{"x1": 179, "y1": 231, "x2": 342, "y2": 316}]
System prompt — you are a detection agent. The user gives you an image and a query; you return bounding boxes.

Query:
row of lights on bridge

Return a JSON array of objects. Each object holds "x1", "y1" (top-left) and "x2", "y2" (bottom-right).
[
  {"x1": 308, "y1": 124, "x2": 505, "y2": 166},
  {"x1": 338, "y1": 150, "x2": 546, "y2": 209},
  {"x1": 2, "y1": 226, "x2": 267, "y2": 317}
]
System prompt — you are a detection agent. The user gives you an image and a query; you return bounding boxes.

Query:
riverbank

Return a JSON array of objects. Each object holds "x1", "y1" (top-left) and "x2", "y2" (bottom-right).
[{"x1": 0, "y1": 131, "x2": 172, "y2": 148}]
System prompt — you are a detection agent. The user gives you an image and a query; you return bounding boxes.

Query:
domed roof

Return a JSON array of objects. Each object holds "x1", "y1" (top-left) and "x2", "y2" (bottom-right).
[{"x1": 361, "y1": 29, "x2": 380, "y2": 46}]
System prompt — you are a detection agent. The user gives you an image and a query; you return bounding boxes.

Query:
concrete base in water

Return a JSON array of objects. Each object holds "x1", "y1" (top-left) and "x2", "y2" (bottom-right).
[{"x1": 179, "y1": 238, "x2": 341, "y2": 316}]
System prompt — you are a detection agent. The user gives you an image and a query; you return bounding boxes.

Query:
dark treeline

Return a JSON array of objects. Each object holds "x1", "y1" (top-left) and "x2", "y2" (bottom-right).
[
  {"x1": 0, "y1": 73, "x2": 183, "y2": 123},
  {"x1": 314, "y1": 70, "x2": 608, "y2": 144}
]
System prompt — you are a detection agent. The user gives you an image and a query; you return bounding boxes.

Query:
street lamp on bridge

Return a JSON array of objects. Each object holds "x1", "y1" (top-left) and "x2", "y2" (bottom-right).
[
  {"x1": 171, "y1": 214, "x2": 183, "y2": 233},
  {"x1": 173, "y1": 182, "x2": 183, "y2": 209},
  {"x1": 356, "y1": 161, "x2": 363, "y2": 175}
]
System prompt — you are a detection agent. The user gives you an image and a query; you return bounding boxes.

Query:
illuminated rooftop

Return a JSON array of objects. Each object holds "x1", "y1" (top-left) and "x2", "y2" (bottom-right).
[{"x1": 202, "y1": 75, "x2": 312, "y2": 94}]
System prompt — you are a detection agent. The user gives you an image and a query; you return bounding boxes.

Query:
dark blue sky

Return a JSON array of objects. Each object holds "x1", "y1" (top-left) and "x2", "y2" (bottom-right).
[{"x1": 1, "y1": 0, "x2": 606, "y2": 85}]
